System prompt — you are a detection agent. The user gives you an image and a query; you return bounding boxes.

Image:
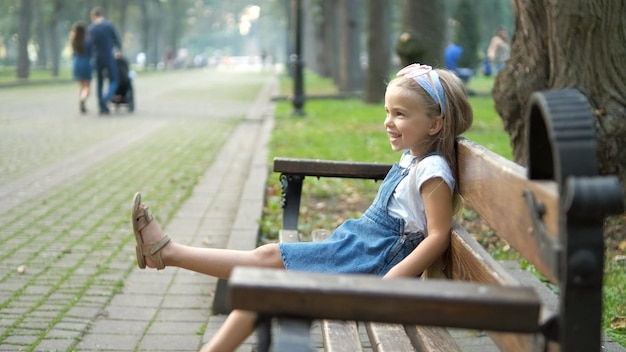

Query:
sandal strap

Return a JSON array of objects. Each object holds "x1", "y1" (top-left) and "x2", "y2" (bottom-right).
[
  {"x1": 135, "y1": 206, "x2": 154, "y2": 232},
  {"x1": 141, "y1": 234, "x2": 171, "y2": 270}
]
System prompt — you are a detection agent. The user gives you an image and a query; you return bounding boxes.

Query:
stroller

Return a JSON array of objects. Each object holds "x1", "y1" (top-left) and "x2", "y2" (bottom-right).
[{"x1": 111, "y1": 53, "x2": 135, "y2": 112}]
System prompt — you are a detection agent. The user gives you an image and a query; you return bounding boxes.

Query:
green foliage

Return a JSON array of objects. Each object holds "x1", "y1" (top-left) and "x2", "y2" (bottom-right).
[
  {"x1": 604, "y1": 258, "x2": 626, "y2": 346},
  {"x1": 0, "y1": 66, "x2": 72, "y2": 83},
  {"x1": 278, "y1": 69, "x2": 339, "y2": 96}
]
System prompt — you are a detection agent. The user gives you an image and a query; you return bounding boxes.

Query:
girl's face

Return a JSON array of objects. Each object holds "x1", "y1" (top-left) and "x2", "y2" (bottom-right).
[{"x1": 384, "y1": 85, "x2": 440, "y2": 157}]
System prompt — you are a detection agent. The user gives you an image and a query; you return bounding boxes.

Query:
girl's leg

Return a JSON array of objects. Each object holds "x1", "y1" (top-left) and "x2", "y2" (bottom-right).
[
  {"x1": 79, "y1": 81, "x2": 89, "y2": 113},
  {"x1": 79, "y1": 81, "x2": 90, "y2": 101},
  {"x1": 134, "y1": 200, "x2": 282, "y2": 352},
  {"x1": 137, "y1": 203, "x2": 285, "y2": 278},
  {"x1": 200, "y1": 310, "x2": 257, "y2": 352}
]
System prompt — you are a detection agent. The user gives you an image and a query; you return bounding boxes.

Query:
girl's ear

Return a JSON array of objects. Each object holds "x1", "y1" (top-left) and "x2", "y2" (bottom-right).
[{"x1": 428, "y1": 118, "x2": 444, "y2": 136}]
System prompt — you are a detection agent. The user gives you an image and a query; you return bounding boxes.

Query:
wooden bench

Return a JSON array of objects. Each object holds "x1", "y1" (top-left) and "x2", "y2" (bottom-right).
[{"x1": 228, "y1": 89, "x2": 625, "y2": 351}]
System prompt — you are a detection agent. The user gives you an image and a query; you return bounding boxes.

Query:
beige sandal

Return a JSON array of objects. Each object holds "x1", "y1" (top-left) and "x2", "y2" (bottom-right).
[{"x1": 132, "y1": 192, "x2": 171, "y2": 270}]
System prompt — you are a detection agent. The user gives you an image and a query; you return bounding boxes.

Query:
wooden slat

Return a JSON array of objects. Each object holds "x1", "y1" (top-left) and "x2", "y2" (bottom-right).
[
  {"x1": 456, "y1": 138, "x2": 559, "y2": 283},
  {"x1": 229, "y1": 267, "x2": 540, "y2": 333},
  {"x1": 405, "y1": 325, "x2": 462, "y2": 352},
  {"x1": 365, "y1": 323, "x2": 415, "y2": 352},
  {"x1": 321, "y1": 320, "x2": 363, "y2": 352},
  {"x1": 448, "y1": 223, "x2": 518, "y2": 285},
  {"x1": 274, "y1": 157, "x2": 391, "y2": 180}
]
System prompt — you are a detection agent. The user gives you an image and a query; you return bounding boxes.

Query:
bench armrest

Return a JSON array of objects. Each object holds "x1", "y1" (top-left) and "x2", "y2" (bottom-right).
[
  {"x1": 274, "y1": 158, "x2": 391, "y2": 230},
  {"x1": 273, "y1": 157, "x2": 391, "y2": 180},
  {"x1": 229, "y1": 267, "x2": 541, "y2": 333}
]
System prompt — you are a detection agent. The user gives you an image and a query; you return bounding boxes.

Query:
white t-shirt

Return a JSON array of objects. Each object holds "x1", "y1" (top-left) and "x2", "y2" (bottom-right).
[{"x1": 387, "y1": 152, "x2": 455, "y2": 235}]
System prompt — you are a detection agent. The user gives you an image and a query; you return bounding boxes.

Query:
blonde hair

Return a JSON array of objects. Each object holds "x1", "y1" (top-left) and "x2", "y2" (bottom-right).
[{"x1": 387, "y1": 68, "x2": 473, "y2": 198}]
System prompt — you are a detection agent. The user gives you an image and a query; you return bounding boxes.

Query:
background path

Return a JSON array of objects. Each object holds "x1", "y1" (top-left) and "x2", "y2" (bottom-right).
[{"x1": 0, "y1": 68, "x2": 277, "y2": 351}]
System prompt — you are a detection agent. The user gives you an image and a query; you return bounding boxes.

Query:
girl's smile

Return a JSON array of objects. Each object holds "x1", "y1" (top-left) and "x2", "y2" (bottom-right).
[{"x1": 384, "y1": 85, "x2": 441, "y2": 156}]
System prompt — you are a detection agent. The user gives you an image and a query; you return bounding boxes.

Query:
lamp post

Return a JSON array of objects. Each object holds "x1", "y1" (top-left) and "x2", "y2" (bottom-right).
[{"x1": 291, "y1": 0, "x2": 305, "y2": 117}]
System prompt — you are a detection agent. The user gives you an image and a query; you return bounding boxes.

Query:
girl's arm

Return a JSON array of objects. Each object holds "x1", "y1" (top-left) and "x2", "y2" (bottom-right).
[{"x1": 383, "y1": 177, "x2": 453, "y2": 278}]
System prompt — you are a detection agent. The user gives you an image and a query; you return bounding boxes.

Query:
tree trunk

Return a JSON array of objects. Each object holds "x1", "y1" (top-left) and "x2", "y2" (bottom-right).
[
  {"x1": 17, "y1": 0, "x2": 34, "y2": 79},
  {"x1": 399, "y1": 0, "x2": 446, "y2": 68},
  {"x1": 284, "y1": 0, "x2": 292, "y2": 71},
  {"x1": 318, "y1": 0, "x2": 337, "y2": 79},
  {"x1": 48, "y1": 0, "x2": 62, "y2": 77},
  {"x1": 302, "y1": 0, "x2": 318, "y2": 74},
  {"x1": 364, "y1": 0, "x2": 390, "y2": 104},
  {"x1": 493, "y1": 0, "x2": 626, "y2": 199},
  {"x1": 140, "y1": 0, "x2": 152, "y2": 68},
  {"x1": 35, "y1": 4, "x2": 47, "y2": 68},
  {"x1": 337, "y1": 0, "x2": 362, "y2": 92},
  {"x1": 151, "y1": 0, "x2": 164, "y2": 67},
  {"x1": 118, "y1": 0, "x2": 129, "y2": 44}
]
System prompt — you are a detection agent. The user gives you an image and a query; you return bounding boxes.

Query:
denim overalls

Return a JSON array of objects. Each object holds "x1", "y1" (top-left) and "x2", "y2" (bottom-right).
[{"x1": 279, "y1": 161, "x2": 425, "y2": 276}]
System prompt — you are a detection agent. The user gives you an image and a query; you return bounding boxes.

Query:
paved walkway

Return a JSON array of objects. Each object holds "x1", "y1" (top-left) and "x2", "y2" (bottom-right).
[{"x1": 0, "y1": 68, "x2": 276, "y2": 352}]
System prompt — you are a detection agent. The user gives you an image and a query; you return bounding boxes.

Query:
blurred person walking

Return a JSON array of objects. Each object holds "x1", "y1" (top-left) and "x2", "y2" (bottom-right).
[
  {"x1": 88, "y1": 6, "x2": 121, "y2": 115},
  {"x1": 487, "y1": 27, "x2": 510, "y2": 74},
  {"x1": 70, "y1": 22, "x2": 92, "y2": 114}
]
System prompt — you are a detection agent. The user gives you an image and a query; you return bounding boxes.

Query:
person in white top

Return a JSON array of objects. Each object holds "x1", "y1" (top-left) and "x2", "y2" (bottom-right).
[{"x1": 487, "y1": 27, "x2": 510, "y2": 74}]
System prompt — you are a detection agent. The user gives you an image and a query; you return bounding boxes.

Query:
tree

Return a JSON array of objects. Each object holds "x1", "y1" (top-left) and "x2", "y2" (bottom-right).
[
  {"x1": 318, "y1": 0, "x2": 337, "y2": 80},
  {"x1": 34, "y1": 4, "x2": 48, "y2": 68},
  {"x1": 453, "y1": 0, "x2": 480, "y2": 69},
  {"x1": 364, "y1": 0, "x2": 391, "y2": 104},
  {"x1": 17, "y1": 0, "x2": 34, "y2": 79},
  {"x1": 337, "y1": 0, "x2": 362, "y2": 92},
  {"x1": 47, "y1": 0, "x2": 63, "y2": 77},
  {"x1": 397, "y1": 0, "x2": 446, "y2": 68},
  {"x1": 493, "y1": 0, "x2": 626, "y2": 202}
]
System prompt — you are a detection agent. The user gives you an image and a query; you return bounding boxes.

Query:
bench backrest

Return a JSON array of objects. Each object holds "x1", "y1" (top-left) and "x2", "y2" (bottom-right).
[{"x1": 449, "y1": 137, "x2": 558, "y2": 284}]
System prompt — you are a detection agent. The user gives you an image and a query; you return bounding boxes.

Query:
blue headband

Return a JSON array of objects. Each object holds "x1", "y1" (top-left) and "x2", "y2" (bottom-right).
[{"x1": 397, "y1": 64, "x2": 446, "y2": 114}]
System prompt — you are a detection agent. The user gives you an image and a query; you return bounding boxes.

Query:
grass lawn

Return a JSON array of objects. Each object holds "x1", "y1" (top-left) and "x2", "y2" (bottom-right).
[
  {"x1": 265, "y1": 70, "x2": 625, "y2": 347},
  {"x1": 0, "y1": 66, "x2": 72, "y2": 82}
]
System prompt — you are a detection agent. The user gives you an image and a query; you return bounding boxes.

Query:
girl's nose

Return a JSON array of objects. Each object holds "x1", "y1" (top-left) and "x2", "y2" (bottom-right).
[{"x1": 384, "y1": 115, "x2": 394, "y2": 130}]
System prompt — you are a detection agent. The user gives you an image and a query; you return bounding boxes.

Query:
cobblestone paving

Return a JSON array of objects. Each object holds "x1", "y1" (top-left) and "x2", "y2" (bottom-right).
[{"x1": 0, "y1": 69, "x2": 276, "y2": 351}]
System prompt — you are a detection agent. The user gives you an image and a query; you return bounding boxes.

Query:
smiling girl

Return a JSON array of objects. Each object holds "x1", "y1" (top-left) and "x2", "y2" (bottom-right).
[{"x1": 131, "y1": 63, "x2": 473, "y2": 351}]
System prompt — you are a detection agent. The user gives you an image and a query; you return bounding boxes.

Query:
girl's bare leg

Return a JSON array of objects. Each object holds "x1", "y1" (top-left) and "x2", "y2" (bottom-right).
[
  {"x1": 138, "y1": 204, "x2": 285, "y2": 278},
  {"x1": 79, "y1": 81, "x2": 90, "y2": 101},
  {"x1": 200, "y1": 310, "x2": 257, "y2": 352},
  {"x1": 136, "y1": 203, "x2": 284, "y2": 351},
  {"x1": 79, "y1": 81, "x2": 90, "y2": 113}
]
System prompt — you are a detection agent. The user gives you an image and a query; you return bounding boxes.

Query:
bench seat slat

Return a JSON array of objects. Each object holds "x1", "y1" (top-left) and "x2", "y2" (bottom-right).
[
  {"x1": 405, "y1": 325, "x2": 462, "y2": 352},
  {"x1": 365, "y1": 323, "x2": 416, "y2": 352},
  {"x1": 449, "y1": 223, "x2": 518, "y2": 285},
  {"x1": 321, "y1": 320, "x2": 363, "y2": 352},
  {"x1": 230, "y1": 267, "x2": 540, "y2": 333}
]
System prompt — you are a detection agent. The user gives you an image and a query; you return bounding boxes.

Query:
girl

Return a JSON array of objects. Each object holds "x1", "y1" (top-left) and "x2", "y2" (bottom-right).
[
  {"x1": 131, "y1": 63, "x2": 473, "y2": 351},
  {"x1": 70, "y1": 22, "x2": 92, "y2": 114}
]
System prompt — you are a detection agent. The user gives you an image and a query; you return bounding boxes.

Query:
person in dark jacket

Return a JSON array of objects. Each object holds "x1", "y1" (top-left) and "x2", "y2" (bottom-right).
[{"x1": 88, "y1": 6, "x2": 121, "y2": 115}]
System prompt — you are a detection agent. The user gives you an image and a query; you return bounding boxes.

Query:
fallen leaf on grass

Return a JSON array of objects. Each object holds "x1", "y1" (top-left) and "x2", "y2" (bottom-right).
[
  {"x1": 611, "y1": 316, "x2": 626, "y2": 331},
  {"x1": 16, "y1": 265, "x2": 26, "y2": 274}
]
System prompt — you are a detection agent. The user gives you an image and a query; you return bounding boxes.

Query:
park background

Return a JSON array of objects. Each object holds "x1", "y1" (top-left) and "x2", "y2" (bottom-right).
[{"x1": 1, "y1": 0, "x2": 624, "y2": 348}]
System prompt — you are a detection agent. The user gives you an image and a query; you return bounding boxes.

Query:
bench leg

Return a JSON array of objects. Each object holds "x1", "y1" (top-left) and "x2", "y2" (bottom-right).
[
  {"x1": 274, "y1": 318, "x2": 314, "y2": 352},
  {"x1": 212, "y1": 278, "x2": 230, "y2": 314},
  {"x1": 280, "y1": 174, "x2": 304, "y2": 230}
]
